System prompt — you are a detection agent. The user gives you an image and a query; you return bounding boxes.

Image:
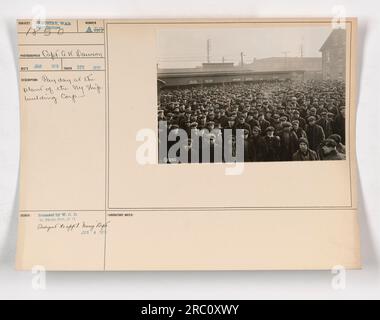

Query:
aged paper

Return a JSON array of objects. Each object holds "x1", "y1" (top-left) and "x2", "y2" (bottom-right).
[{"x1": 16, "y1": 18, "x2": 360, "y2": 270}]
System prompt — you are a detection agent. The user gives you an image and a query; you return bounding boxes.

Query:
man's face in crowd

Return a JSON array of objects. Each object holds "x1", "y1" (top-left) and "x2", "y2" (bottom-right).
[
  {"x1": 293, "y1": 122, "x2": 299, "y2": 130},
  {"x1": 252, "y1": 129, "x2": 259, "y2": 137},
  {"x1": 340, "y1": 108, "x2": 345, "y2": 118},
  {"x1": 228, "y1": 120, "x2": 234, "y2": 127},
  {"x1": 299, "y1": 142, "x2": 308, "y2": 153},
  {"x1": 308, "y1": 119, "x2": 316, "y2": 126},
  {"x1": 238, "y1": 117, "x2": 245, "y2": 124},
  {"x1": 266, "y1": 131, "x2": 274, "y2": 138}
]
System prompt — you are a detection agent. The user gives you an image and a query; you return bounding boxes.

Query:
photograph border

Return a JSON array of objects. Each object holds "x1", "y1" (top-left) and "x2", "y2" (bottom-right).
[{"x1": 105, "y1": 18, "x2": 355, "y2": 211}]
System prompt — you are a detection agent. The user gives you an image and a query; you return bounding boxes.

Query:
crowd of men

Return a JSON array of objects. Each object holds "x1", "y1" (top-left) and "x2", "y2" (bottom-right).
[{"x1": 158, "y1": 80, "x2": 346, "y2": 163}]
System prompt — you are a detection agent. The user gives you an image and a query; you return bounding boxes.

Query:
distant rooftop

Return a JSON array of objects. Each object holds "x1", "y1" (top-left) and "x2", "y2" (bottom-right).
[
  {"x1": 158, "y1": 57, "x2": 322, "y2": 75},
  {"x1": 320, "y1": 28, "x2": 346, "y2": 52}
]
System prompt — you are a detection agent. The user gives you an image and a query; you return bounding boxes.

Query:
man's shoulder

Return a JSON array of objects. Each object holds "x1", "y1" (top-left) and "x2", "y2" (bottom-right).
[
  {"x1": 309, "y1": 149, "x2": 318, "y2": 157},
  {"x1": 292, "y1": 150, "x2": 301, "y2": 160}
]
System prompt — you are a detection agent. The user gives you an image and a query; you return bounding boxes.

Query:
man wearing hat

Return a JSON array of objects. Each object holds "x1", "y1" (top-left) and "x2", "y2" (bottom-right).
[
  {"x1": 291, "y1": 120, "x2": 307, "y2": 140},
  {"x1": 290, "y1": 96, "x2": 299, "y2": 109},
  {"x1": 250, "y1": 126, "x2": 263, "y2": 161},
  {"x1": 328, "y1": 134, "x2": 346, "y2": 155},
  {"x1": 258, "y1": 113, "x2": 270, "y2": 136},
  {"x1": 157, "y1": 109, "x2": 166, "y2": 121},
  {"x1": 309, "y1": 107, "x2": 317, "y2": 119},
  {"x1": 305, "y1": 115, "x2": 325, "y2": 152},
  {"x1": 206, "y1": 120, "x2": 215, "y2": 132},
  {"x1": 271, "y1": 113, "x2": 281, "y2": 130},
  {"x1": 234, "y1": 114, "x2": 251, "y2": 135},
  {"x1": 179, "y1": 110, "x2": 192, "y2": 128},
  {"x1": 187, "y1": 121, "x2": 199, "y2": 137},
  {"x1": 247, "y1": 111, "x2": 260, "y2": 131},
  {"x1": 333, "y1": 106, "x2": 346, "y2": 144},
  {"x1": 317, "y1": 110, "x2": 333, "y2": 138},
  {"x1": 261, "y1": 126, "x2": 280, "y2": 162},
  {"x1": 242, "y1": 128, "x2": 254, "y2": 162},
  {"x1": 291, "y1": 109, "x2": 306, "y2": 129},
  {"x1": 292, "y1": 137, "x2": 319, "y2": 161},
  {"x1": 197, "y1": 115, "x2": 207, "y2": 130},
  {"x1": 279, "y1": 122, "x2": 299, "y2": 161},
  {"x1": 321, "y1": 138, "x2": 345, "y2": 160}
]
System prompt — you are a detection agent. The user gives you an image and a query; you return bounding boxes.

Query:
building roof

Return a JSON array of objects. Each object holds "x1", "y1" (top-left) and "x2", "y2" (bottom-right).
[
  {"x1": 320, "y1": 29, "x2": 346, "y2": 52},
  {"x1": 247, "y1": 57, "x2": 322, "y2": 72}
]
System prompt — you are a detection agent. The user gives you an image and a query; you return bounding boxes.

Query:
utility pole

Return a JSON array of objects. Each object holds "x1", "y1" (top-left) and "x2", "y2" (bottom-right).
[
  {"x1": 207, "y1": 39, "x2": 211, "y2": 63},
  {"x1": 300, "y1": 37, "x2": 304, "y2": 58},
  {"x1": 240, "y1": 51, "x2": 244, "y2": 66}
]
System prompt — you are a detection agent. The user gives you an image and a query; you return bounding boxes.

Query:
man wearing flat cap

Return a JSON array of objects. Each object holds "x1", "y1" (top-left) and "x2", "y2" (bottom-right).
[
  {"x1": 328, "y1": 134, "x2": 346, "y2": 155},
  {"x1": 333, "y1": 106, "x2": 346, "y2": 144},
  {"x1": 317, "y1": 110, "x2": 333, "y2": 138},
  {"x1": 261, "y1": 126, "x2": 280, "y2": 162},
  {"x1": 291, "y1": 110, "x2": 306, "y2": 129},
  {"x1": 291, "y1": 120, "x2": 307, "y2": 140},
  {"x1": 233, "y1": 114, "x2": 251, "y2": 135},
  {"x1": 250, "y1": 126, "x2": 263, "y2": 161},
  {"x1": 279, "y1": 122, "x2": 299, "y2": 161},
  {"x1": 321, "y1": 139, "x2": 345, "y2": 160},
  {"x1": 206, "y1": 120, "x2": 215, "y2": 132},
  {"x1": 292, "y1": 137, "x2": 319, "y2": 161},
  {"x1": 305, "y1": 115, "x2": 325, "y2": 152},
  {"x1": 258, "y1": 113, "x2": 270, "y2": 136}
]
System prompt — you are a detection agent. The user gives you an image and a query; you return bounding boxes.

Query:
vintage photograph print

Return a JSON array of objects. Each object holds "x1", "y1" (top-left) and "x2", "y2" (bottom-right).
[{"x1": 157, "y1": 24, "x2": 347, "y2": 164}]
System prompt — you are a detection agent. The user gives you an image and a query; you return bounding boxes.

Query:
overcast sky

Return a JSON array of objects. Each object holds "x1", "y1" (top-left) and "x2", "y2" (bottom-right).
[{"x1": 157, "y1": 26, "x2": 333, "y2": 69}]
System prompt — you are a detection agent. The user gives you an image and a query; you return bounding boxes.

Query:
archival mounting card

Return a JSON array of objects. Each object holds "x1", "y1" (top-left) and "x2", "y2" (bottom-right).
[{"x1": 16, "y1": 18, "x2": 360, "y2": 270}]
